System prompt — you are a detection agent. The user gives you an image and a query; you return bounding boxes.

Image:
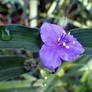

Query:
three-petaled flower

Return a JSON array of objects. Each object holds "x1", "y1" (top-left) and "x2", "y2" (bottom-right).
[{"x1": 40, "y1": 23, "x2": 85, "y2": 70}]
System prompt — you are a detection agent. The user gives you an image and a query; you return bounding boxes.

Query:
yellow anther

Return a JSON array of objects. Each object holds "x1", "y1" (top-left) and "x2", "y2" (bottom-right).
[
  {"x1": 58, "y1": 38, "x2": 60, "y2": 42},
  {"x1": 73, "y1": 41, "x2": 75, "y2": 44},
  {"x1": 63, "y1": 42, "x2": 66, "y2": 46},
  {"x1": 66, "y1": 46, "x2": 69, "y2": 49},
  {"x1": 68, "y1": 32, "x2": 71, "y2": 35}
]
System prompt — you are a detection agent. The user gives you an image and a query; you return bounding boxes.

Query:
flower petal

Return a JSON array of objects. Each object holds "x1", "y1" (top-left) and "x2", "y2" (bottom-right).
[
  {"x1": 58, "y1": 35, "x2": 85, "y2": 61},
  {"x1": 40, "y1": 23, "x2": 66, "y2": 46},
  {"x1": 40, "y1": 44, "x2": 62, "y2": 69}
]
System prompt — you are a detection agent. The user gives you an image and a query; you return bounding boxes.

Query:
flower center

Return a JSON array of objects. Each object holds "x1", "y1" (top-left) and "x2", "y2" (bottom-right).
[{"x1": 57, "y1": 32, "x2": 75, "y2": 49}]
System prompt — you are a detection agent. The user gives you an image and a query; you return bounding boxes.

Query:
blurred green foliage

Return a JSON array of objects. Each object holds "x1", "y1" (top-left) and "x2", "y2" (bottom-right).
[{"x1": 0, "y1": 0, "x2": 92, "y2": 92}]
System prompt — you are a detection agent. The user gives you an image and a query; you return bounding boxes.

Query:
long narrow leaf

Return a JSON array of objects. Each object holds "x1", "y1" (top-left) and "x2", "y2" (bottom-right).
[
  {"x1": 0, "y1": 56, "x2": 26, "y2": 81},
  {"x1": 0, "y1": 25, "x2": 41, "y2": 52}
]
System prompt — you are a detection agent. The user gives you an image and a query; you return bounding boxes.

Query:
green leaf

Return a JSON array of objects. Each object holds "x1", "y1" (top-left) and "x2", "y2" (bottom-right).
[
  {"x1": 0, "y1": 87, "x2": 42, "y2": 92},
  {"x1": 70, "y1": 28, "x2": 92, "y2": 55},
  {"x1": 0, "y1": 80, "x2": 31, "y2": 89},
  {"x1": 0, "y1": 56, "x2": 26, "y2": 81},
  {"x1": 0, "y1": 25, "x2": 41, "y2": 52}
]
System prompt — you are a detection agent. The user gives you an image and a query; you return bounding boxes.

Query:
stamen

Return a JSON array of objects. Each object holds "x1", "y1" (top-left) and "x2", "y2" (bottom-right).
[
  {"x1": 66, "y1": 46, "x2": 69, "y2": 49},
  {"x1": 58, "y1": 38, "x2": 60, "y2": 42},
  {"x1": 68, "y1": 32, "x2": 71, "y2": 35},
  {"x1": 73, "y1": 41, "x2": 75, "y2": 44},
  {"x1": 63, "y1": 42, "x2": 66, "y2": 46}
]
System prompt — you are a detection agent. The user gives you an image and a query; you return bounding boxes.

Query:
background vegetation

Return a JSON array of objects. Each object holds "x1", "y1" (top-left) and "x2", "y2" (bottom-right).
[{"x1": 0, "y1": 0, "x2": 92, "y2": 92}]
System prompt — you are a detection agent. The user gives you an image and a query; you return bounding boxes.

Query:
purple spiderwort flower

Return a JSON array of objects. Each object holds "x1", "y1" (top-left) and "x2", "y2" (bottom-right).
[{"x1": 40, "y1": 23, "x2": 85, "y2": 70}]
